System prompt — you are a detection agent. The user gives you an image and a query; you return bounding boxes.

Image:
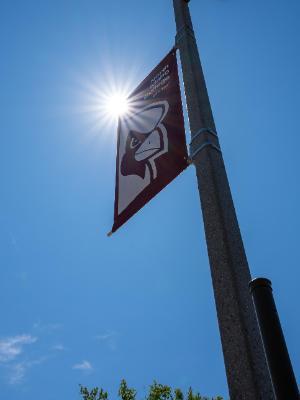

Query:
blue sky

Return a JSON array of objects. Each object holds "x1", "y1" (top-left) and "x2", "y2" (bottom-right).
[{"x1": 0, "y1": 0, "x2": 299, "y2": 399}]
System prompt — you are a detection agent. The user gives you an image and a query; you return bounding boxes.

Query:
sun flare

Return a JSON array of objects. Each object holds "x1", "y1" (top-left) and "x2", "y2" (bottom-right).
[
  {"x1": 75, "y1": 62, "x2": 136, "y2": 139},
  {"x1": 105, "y1": 93, "x2": 129, "y2": 118}
]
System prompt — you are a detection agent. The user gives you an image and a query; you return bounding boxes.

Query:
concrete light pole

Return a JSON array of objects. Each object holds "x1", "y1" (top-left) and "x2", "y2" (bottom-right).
[{"x1": 172, "y1": 1, "x2": 274, "y2": 398}]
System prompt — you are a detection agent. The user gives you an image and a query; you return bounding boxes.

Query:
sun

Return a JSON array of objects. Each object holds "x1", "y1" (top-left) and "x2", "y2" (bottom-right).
[
  {"x1": 105, "y1": 93, "x2": 129, "y2": 118},
  {"x1": 74, "y1": 64, "x2": 136, "y2": 138}
]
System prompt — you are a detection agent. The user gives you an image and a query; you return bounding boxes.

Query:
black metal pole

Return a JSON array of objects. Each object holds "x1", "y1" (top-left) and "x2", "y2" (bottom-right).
[{"x1": 249, "y1": 278, "x2": 299, "y2": 400}]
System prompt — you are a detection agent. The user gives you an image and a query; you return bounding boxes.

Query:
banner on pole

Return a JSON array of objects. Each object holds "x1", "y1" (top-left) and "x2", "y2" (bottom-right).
[{"x1": 110, "y1": 49, "x2": 188, "y2": 234}]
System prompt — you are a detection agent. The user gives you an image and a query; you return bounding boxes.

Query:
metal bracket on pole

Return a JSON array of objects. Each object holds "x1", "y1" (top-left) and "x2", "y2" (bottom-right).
[
  {"x1": 189, "y1": 141, "x2": 221, "y2": 162},
  {"x1": 189, "y1": 127, "x2": 220, "y2": 162},
  {"x1": 190, "y1": 127, "x2": 218, "y2": 144},
  {"x1": 175, "y1": 25, "x2": 195, "y2": 46}
]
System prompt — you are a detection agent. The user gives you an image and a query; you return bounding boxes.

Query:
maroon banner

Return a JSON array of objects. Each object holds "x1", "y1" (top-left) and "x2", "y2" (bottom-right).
[{"x1": 110, "y1": 49, "x2": 188, "y2": 234}]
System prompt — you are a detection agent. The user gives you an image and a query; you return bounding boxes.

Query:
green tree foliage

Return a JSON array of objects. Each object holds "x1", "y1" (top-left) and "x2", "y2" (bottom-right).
[
  {"x1": 79, "y1": 385, "x2": 108, "y2": 400},
  {"x1": 119, "y1": 380, "x2": 136, "y2": 400},
  {"x1": 79, "y1": 380, "x2": 224, "y2": 400}
]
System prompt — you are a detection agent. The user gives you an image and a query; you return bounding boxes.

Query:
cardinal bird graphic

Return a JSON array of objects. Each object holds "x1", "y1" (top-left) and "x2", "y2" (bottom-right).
[
  {"x1": 111, "y1": 50, "x2": 188, "y2": 233},
  {"x1": 121, "y1": 101, "x2": 169, "y2": 182}
]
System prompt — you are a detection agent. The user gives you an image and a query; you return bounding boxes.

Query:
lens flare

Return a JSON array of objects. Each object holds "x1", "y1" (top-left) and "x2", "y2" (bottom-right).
[
  {"x1": 70, "y1": 54, "x2": 139, "y2": 142},
  {"x1": 105, "y1": 93, "x2": 129, "y2": 118}
]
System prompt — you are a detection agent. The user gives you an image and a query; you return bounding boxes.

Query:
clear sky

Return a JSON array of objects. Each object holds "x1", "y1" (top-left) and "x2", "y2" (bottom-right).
[{"x1": 0, "y1": 1, "x2": 299, "y2": 399}]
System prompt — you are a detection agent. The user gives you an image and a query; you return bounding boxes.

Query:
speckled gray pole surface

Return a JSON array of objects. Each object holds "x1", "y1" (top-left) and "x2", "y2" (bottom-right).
[{"x1": 172, "y1": 1, "x2": 275, "y2": 399}]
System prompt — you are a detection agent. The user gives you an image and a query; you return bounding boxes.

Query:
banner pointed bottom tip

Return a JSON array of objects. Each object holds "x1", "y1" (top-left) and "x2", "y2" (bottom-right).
[{"x1": 107, "y1": 231, "x2": 113, "y2": 237}]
